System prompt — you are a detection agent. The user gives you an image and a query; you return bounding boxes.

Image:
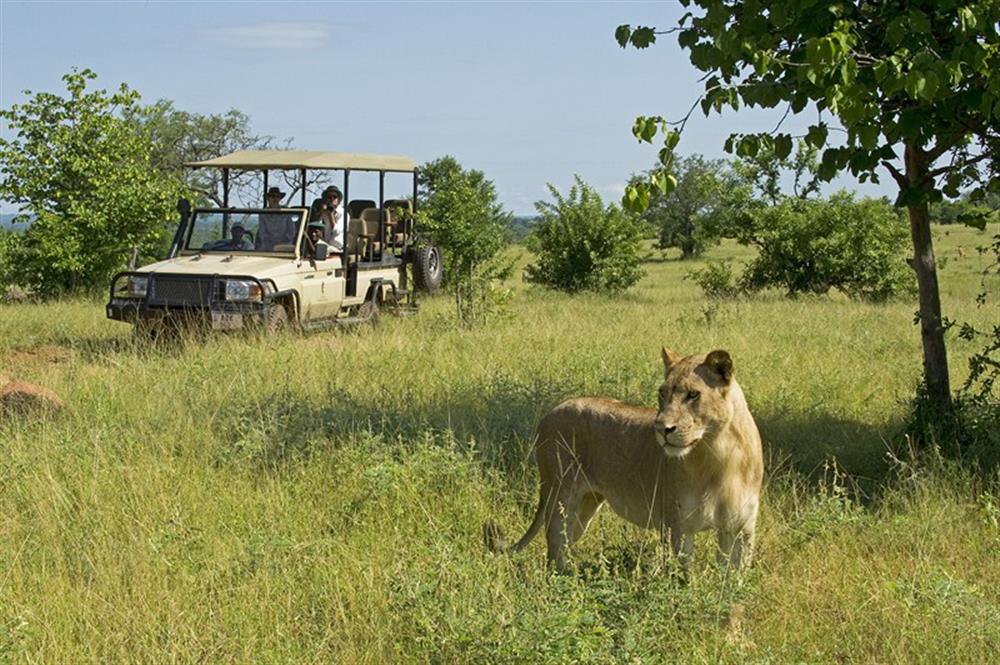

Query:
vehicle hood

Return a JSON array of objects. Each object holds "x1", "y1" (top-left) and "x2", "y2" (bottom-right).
[{"x1": 135, "y1": 253, "x2": 304, "y2": 279}]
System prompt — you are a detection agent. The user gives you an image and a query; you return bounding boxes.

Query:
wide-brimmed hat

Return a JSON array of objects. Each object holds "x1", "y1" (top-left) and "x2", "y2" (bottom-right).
[
  {"x1": 307, "y1": 221, "x2": 326, "y2": 231},
  {"x1": 322, "y1": 185, "x2": 342, "y2": 200},
  {"x1": 266, "y1": 186, "x2": 286, "y2": 198}
]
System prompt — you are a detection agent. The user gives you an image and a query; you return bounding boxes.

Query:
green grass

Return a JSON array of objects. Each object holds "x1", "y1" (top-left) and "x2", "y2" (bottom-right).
[{"x1": 1, "y1": 224, "x2": 998, "y2": 662}]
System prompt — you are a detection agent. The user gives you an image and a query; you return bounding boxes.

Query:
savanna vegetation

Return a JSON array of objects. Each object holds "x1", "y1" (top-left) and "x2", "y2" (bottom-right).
[{"x1": 1, "y1": 222, "x2": 998, "y2": 662}]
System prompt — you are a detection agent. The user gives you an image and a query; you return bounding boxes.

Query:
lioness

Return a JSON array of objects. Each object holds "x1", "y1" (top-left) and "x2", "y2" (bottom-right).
[{"x1": 484, "y1": 348, "x2": 763, "y2": 572}]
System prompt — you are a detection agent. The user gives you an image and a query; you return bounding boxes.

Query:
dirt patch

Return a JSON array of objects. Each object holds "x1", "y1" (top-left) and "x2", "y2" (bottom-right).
[
  {"x1": 3, "y1": 345, "x2": 75, "y2": 369},
  {"x1": 0, "y1": 381, "x2": 65, "y2": 417}
]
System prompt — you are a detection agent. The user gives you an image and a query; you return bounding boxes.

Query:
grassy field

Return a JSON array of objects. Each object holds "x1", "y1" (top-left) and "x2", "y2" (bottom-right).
[{"x1": 1, "y1": 224, "x2": 998, "y2": 663}]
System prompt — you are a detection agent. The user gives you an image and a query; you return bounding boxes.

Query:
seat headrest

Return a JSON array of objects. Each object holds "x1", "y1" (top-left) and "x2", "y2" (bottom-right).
[{"x1": 348, "y1": 199, "x2": 376, "y2": 218}]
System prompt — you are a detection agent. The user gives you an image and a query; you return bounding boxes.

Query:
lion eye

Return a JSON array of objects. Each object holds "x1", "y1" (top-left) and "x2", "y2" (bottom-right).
[{"x1": 685, "y1": 390, "x2": 700, "y2": 402}]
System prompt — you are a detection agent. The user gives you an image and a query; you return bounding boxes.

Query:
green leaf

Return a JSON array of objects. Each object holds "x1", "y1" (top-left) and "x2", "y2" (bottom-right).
[
  {"x1": 858, "y1": 125, "x2": 879, "y2": 149},
  {"x1": 664, "y1": 130, "x2": 680, "y2": 150},
  {"x1": 615, "y1": 25, "x2": 631, "y2": 48},
  {"x1": 805, "y1": 124, "x2": 828, "y2": 149},
  {"x1": 958, "y1": 213, "x2": 987, "y2": 231},
  {"x1": 630, "y1": 26, "x2": 657, "y2": 49},
  {"x1": 909, "y1": 10, "x2": 931, "y2": 35},
  {"x1": 774, "y1": 133, "x2": 793, "y2": 159}
]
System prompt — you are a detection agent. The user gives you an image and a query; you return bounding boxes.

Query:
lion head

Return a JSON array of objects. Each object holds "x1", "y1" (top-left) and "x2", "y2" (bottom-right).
[{"x1": 654, "y1": 347, "x2": 736, "y2": 457}]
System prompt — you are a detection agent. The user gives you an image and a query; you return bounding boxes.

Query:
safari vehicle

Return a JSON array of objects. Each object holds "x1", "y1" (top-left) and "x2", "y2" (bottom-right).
[{"x1": 106, "y1": 150, "x2": 443, "y2": 334}]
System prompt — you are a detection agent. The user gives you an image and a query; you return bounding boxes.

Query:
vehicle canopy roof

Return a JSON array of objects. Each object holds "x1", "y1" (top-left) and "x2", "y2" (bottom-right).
[{"x1": 186, "y1": 150, "x2": 416, "y2": 173}]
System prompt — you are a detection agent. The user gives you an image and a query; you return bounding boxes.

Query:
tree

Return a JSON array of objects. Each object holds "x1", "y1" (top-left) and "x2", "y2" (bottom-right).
[
  {"x1": 0, "y1": 69, "x2": 180, "y2": 291},
  {"x1": 417, "y1": 156, "x2": 513, "y2": 324},
  {"x1": 124, "y1": 100, "x2": 299, "y2": 207},
  {"x1": 635, "y1": 153, "x2": 748, "y2": 259},
  {"x1": 735, "y1": 140, "x2": 822, "y2": 205},
  {"x1": 617, "y1": 1, "x2": 1000, "y2": 411},
  {"x1": 526, "y1": 176, "x2": 644, "y2": 293}
]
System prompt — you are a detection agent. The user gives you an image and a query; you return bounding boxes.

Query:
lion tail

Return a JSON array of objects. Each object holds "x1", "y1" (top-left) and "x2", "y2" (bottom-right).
[{"x1": 482, "y1": 488, "x2": 548, "y2": 555}]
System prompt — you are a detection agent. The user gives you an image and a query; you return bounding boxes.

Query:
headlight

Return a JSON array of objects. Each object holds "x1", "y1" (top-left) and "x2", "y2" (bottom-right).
[
  {"x1": 126, "y1": 275, "x2": 148, "y2": 298},
  {"x1": 225, "y1": 279, "x2": 263, "y2": 302}
]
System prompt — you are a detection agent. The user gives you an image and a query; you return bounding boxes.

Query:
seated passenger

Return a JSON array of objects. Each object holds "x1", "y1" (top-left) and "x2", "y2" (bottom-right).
[
  {"x1": 265, "y1": 186, "x2": 285, "y2": 209},
  {"x1": 310, "y1": 185, "x2": 345, "y2": 249},
  {"x1": 301, "y1": 221, "x2": 331, "y2": 260},
  {"x1": 258, "y1": 188, "x2": 297, "y2": 250}
]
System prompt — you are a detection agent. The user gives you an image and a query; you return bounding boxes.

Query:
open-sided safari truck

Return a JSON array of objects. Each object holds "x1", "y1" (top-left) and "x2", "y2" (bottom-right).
[{"x1": 106, "y1": 150, "x2": 442, "y2": 334}]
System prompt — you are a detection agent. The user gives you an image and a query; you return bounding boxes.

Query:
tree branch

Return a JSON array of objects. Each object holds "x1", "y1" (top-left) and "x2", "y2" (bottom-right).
[{"x1": 882, "y1": 160, "x2": 907, "y2": 189}]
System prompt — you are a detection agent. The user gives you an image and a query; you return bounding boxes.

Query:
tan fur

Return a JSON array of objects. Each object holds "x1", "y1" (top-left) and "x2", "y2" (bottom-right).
[{"x1": 484, "y1": 347, "x2": 763, "y2": 572}]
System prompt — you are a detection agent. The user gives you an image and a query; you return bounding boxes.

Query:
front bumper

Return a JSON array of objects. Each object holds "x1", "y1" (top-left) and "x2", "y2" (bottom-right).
[{"x1": 106, "y1": 272, "x2": 279, "y2": 330}]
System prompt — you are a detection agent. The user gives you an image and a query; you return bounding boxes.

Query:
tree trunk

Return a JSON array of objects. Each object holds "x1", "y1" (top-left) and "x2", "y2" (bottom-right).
[{"x1": 904, "y1": 143, "x2": 952, "y2": 410}]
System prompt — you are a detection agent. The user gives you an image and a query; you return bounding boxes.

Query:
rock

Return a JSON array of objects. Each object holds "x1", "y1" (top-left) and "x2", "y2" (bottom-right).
[{"x1": 0, "y1": 381, "x2": 64, "y2": 416}]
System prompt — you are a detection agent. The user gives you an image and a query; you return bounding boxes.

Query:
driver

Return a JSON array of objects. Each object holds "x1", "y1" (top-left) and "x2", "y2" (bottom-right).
[{"x1": 230, "y1": 222, "x2": 255, "y2": 250}]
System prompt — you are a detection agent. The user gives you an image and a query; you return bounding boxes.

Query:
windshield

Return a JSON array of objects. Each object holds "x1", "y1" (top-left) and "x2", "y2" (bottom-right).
[{"x1": 185, "y1": 209, "x2": 307, "y2": 254}]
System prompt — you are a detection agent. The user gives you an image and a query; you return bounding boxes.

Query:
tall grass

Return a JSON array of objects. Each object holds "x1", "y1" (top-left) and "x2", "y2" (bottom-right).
[{"x1": 1, "y1": 224, "x2": 998, "y2": 662}]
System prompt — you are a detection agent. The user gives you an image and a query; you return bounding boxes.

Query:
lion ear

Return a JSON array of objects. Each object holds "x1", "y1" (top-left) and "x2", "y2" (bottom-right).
[
  {"x1": 704, "y1": 350, "x2": 733, "y2": 384},
  {"x1": 661, "y1": 347, "x2": 682, "y2": 377}
]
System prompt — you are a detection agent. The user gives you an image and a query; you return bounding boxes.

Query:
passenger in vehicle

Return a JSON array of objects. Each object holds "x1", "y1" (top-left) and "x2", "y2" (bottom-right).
[
  {"x1": 310, "y1": 185, "x2": 345, "y2": 249},
  {"x1": 302, "y1": 221, "x2": 331, "y2": 260},
  {"x1": 265, "y1": 186, "x2": 285, "y2": 208},
  {"x1": 258, "y1": 186, "x2": 297, "y2": 250}
]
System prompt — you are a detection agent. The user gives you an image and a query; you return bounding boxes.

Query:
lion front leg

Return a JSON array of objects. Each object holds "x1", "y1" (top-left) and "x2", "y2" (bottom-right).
[
  {"x1": 717, "y1": 524, "x2": 754, "y2": 572},
  {"x1": 665, "y1": 527, "x2": 694, "y2": 578}
]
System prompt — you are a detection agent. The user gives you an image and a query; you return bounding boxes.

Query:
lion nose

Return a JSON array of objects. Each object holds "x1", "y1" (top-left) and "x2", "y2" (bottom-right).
[{"x1": 655, "y1": 422, "x2": 676, "y2": 434}]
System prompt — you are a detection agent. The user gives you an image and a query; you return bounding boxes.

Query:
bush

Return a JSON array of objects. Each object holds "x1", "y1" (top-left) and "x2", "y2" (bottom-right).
[
  {"x1": 526, "y1": 176, "x2": 644, "y2": 293},
  {"x1": 739, "y1": 192, "x2": 914, "y2": 301},
  {"x1": 684, "y1": 260, "x2": 742, "y2": 299},
  {"x1": 417, "y1": 156, "x2": 513, "y2": 324}
]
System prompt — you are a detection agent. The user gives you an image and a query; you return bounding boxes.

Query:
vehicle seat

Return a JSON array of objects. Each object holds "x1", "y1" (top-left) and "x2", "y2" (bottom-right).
[
  {"x1": 348, "y1": 199, "x2": 376, "y2": 220},
  {"x1": 346, "y1": 218, "x2": 367, "y2": 263},
  {"x1": 383, "y1": 199, "x2": 412, "y2": 246},
  {"x1": 359, "y1": 208, "x2": 384, "y2": 259}
]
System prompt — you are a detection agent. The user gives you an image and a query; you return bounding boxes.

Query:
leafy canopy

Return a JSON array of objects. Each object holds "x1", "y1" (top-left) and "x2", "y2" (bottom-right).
[
  {"x1": 617, "y1": 0, "x2": 1000, "y2": 209},
  {"x1": 0, "y1": 68, "x2": 181, "y2": 291}
]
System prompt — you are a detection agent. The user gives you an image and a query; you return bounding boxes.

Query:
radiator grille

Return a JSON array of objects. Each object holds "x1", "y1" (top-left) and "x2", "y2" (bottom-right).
[{"x1": 148, "y1": 276, "x2": 215, "y2": 307}]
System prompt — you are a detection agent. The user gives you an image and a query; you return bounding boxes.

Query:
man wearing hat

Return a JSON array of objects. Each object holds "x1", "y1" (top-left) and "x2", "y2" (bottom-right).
[
  {"x1": 258, "y1": 185, "x2": 296, "y2": 250},
  {"x1": 265, "y1": 186, "x2": 285, "y2": 209},
  {"x1": 310, "y1": 185, "x2": 345, "y2": 248}
]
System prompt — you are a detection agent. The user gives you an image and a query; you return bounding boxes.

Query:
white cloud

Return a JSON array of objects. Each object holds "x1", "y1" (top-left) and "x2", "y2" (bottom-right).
[
  {"x1": 600, "y1": 183, "x2": 627, "y2": 197},
  {"x1": 205, "y1": 23, "x2": 329, "y2": 50}
]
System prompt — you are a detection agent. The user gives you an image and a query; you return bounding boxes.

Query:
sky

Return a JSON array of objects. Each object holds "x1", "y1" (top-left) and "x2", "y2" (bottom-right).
[{"x1": 0, "y1": 0, "x2": 890, "y2": 215}]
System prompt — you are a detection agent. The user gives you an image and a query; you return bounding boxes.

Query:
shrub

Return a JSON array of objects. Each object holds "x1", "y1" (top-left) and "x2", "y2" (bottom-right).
[
  {"x1": 526, "y1": 176, "x2": 644, "y2": 293},
  {"x1": 417, "y1": 156, "x2": 513, "y2": 324},
  {"x1": 684, "y1": 260, "x2": 742, "y2": 299},
  {"x1": 739, "y1": 192, "x2": 914, "y2": 301}
]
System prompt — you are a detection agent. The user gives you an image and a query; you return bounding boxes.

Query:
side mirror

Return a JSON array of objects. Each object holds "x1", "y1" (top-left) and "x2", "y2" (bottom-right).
[{"x1": 314, "y1": 243, "x2": 329, "y2": 261}]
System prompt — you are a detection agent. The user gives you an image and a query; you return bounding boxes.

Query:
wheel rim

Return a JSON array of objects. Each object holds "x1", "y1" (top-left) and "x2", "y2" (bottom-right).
[{"x1": 429, "y1": 248, "x2": 440, "y2": 274}]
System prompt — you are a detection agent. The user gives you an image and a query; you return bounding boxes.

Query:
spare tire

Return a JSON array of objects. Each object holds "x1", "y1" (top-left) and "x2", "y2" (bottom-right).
[{"x1": 412, "y1": 245, "x2": 443, "y2": 294}]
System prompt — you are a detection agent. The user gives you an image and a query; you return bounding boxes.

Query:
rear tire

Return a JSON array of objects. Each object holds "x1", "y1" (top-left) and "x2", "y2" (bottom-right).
[{"x1": 412, "y1": 245, "x2": 443, "y2": 294}]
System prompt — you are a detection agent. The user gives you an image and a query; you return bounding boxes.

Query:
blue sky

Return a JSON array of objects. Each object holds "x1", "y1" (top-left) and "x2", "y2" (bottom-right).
[{"x1": 1, "y1": 0, "x2": 889, "y2": 215}]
